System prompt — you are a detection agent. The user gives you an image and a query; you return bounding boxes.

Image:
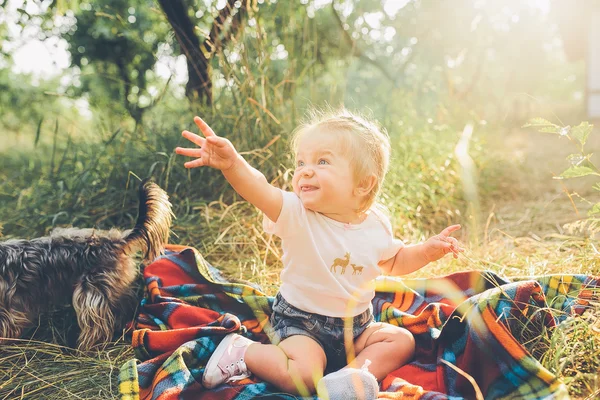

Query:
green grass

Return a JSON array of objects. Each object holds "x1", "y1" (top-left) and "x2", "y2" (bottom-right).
[{"x1": 1, "y1": 113, "x2": 599, "y2": 399}]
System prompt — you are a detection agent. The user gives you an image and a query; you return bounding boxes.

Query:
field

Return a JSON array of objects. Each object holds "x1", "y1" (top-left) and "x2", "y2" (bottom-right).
[
  {"x1": 0, "y1": 114, "x2": 598, "y2": 398},
  {"x1": 1, "y1": 0, "x2": 599, "y2": 398}
]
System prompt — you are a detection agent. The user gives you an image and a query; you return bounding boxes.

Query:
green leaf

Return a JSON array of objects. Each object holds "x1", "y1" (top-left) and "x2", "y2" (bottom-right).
[
  {"x1": 570, "y1": 121, "x2": 594, "y2": 147},
  {"x1": 558, "y1": 165, "x2": 600, "y2": 179},
  {"x1": 34, "y1": 117, "x2": 43, "y2": 147},
  {"x1": 588, "y1": 202, "x2": 600, "y2": 216},
  {"x1": 537, "y1": 126, "x2": 560, "y2": 134},
  {"x1": 522, "y1": 117, "x2": 562, "y2": 135},
  {"x1": 522, "y1": 117, "x2": 558, "y2": 129}
]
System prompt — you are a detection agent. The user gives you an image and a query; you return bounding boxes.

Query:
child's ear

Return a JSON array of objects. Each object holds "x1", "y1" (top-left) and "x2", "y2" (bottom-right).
[{"x1": 354, "y1": 174, "x2": 377, "y2": 197}]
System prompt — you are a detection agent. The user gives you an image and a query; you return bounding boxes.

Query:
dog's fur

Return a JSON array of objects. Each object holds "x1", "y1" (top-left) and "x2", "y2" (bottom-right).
[{"x1": 0, "y1": 180, "x2": 173, "y2": 350}]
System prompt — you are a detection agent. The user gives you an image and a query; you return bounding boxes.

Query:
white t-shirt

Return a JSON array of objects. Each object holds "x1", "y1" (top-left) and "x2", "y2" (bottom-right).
[{"x1": 263, "y1": 190, "x2": 405, "y2": 317}]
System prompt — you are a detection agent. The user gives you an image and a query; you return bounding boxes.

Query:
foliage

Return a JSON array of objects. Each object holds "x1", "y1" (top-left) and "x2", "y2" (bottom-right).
[
  {"x1": 524, "y1": 118, "x2": 600, "y2": 235},
  {"x1": 2, "y1": 0, "x2": 584, "y2": 127},
  {"x1": 0, "y1": 69, "x2": 65, "y2": 134},
  {"x1": 63, "y1": 0, "x2": 172, "y2": 123}
]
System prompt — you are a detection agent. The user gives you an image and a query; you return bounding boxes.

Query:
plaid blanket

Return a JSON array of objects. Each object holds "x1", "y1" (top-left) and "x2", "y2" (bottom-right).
[{"x1": 119, "y1": 245, "x2": 599, "y2": 399}]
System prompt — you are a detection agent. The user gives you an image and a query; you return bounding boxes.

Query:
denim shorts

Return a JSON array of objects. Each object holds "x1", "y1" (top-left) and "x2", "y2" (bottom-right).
[{"x1": 268, "y1": 292, "x2": 374, "y2": 373}]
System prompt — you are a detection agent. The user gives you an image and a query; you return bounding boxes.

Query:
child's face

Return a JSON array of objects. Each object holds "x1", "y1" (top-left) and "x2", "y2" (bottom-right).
[{"x1": 292, "y1": 129, "x2": 363, "y2": 219}]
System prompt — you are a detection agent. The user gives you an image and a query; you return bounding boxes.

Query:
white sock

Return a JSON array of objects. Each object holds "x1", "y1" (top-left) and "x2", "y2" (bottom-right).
[{"x1": 316, "y1": 359, "x2": 379, "y2": 400}]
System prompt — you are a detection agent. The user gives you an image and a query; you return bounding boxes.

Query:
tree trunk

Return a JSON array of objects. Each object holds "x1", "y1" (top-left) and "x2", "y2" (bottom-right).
[
  {"x1": 157, "y1": 0, "x2": 212, "y2": 104},
  {"x1": 116, "y1": 58, "x2": 144, "y2": 125},
  {"x1": 158, "y1": 0, "x2": 245, "y2": 106}
]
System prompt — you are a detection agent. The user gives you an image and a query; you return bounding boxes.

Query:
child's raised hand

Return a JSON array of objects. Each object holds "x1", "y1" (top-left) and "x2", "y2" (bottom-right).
[
  {"x1": 175, "y1": 116, "x2": 239, "y2": 171},
  {"x1": 423, "y1": 224, "x2": 463, "y2": 262}
]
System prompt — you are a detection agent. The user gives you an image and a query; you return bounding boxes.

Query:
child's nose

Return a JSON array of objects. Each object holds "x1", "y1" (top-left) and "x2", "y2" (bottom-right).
[{"x1": 302, "y1": 168, "x2": 314, "y2": 177}]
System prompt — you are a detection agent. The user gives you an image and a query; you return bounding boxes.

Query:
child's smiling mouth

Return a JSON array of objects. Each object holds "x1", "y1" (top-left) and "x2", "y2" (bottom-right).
[{"x1": 300, "y1": 184, "x2": 318, "y2": 192}]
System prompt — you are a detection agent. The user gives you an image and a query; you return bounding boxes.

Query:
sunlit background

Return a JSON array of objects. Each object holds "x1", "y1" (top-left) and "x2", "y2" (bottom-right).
[{"x1": 1, "y1": 0, "x2": 593, "y2": 126}]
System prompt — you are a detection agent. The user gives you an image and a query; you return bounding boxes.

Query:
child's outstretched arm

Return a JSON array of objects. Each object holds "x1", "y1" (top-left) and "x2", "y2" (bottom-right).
[
  {"x1": 381, "y1": 225, "x2": 463, "y2": 276},
  {"x1": 175, "y1": 116, "x2": 283, "y2": 222}
]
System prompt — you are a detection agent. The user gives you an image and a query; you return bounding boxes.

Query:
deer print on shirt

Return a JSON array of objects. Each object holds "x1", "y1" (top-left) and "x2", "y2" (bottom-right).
[
  {"x1": 340, "y1": 262, "x2": 349, "y2": 275},
  {"x1": 330, "y1": 252, "x2": 350, "y2": 274},
  {"x1": 351, "y1": 264, "x2": 364, "y2": 275}
]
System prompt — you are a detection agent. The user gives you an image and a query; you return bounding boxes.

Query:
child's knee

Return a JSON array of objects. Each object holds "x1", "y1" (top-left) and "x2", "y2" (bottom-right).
[
  {"x1": 278, "y1": 354, "x2": 323, "y2": 394},
  {"x1": 390, "y1": 327, "x2": 415, "y2": 359},
  {"x1": 278, "y1": 366, "x2": 321, "y2": 394},
  {"x1": 276, "y1": 336, "x2": 326, "y2": 394}
]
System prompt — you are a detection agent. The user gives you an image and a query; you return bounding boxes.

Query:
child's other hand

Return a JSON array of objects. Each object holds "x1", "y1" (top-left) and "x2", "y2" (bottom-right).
[
  {"x1": 423, "y1": 224, "x2": 463, "y2": 262},
  {"x1": 175, "y1": 116, "x2": 239, "y2": 171}
]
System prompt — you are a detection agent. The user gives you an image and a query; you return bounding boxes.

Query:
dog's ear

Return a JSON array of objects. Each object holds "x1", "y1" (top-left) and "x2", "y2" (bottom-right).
[
  {"x1": 72, "y1": 280, "x2": 115, "y2": 351},
  {"x1": 0, "y1": 304, "x2": 30, "y2": 341},
  {"x1": 0, "y1": 278, "x2": 31, "y2": 341},
  {"x1": 112, "y1": 286, "x2": 138, "y2": 335}
]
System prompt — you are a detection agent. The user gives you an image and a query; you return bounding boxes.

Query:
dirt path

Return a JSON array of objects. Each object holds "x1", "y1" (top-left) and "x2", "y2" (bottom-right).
[{"x1": 480, "y1": 127, "x2": 599, "y2": 241}]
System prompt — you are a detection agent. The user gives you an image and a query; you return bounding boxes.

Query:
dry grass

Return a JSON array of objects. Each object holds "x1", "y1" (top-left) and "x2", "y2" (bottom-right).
[
  {"x1": 1, "y1": 124, "x2": 599, "y2": 398},
  {"x1": 2, "y1": 226, "x2": 598, "y2": 399},
  {"x1": 0, "y1": 339, "x2": 132, "y2": 399}
]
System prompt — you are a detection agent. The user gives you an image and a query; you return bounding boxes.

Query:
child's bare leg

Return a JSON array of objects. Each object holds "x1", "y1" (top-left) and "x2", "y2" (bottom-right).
[
  {"x1": 349, "y1": 322, "x2": 415, "y2": 380},
  {"x1": 245, "y1": 335, "x2": 326, "y2": 395}
]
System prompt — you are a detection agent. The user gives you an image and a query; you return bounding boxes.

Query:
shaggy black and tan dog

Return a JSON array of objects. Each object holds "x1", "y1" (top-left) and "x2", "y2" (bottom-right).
[{"x1": 0, "y1": 180, "x2": 173, "y2": 350}]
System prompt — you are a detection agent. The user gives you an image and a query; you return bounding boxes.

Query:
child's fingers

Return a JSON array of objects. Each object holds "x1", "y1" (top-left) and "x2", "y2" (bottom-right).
[
  {"x1": 184, "y1": 158, "x2": 205, "y2": 168},
  {"x1": 182, "y1": 130, "x2": 206, "y2": 146},
  {"x1": 451, "y1": 244, "x2": 464, "y2": 258},
  {"x1": 439, "y1": 224, "x2": 461, "y2": 238},
  {"x1": 194, "y1": 116, "x2": 216, "y2": 137},
  {"x1": 435, "y1": 236, "x2": 457, "y2": 246},
  {"x1": 444, "y1": 237, "x2": 464, "y2": 256},
  {"x1": 444, "y1": 245, "x2": 458, "y2": 259},
  {"x1": 175, "y1": 147, "x2": 202, "y2": 158},
  {"x1": 438, "y1": 240, "x2": 461, "y2": 257},
  {"x1": 207, "y1": 136, "x2": 229, "y2": 147}
]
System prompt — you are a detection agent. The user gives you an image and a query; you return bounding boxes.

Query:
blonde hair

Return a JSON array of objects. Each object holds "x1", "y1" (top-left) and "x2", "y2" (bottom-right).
[{"x1": 290, "y1": 108, "x2": 391, "y2": 213}]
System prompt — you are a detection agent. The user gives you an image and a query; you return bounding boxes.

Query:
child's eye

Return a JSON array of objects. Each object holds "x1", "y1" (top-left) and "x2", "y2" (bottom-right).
[
  {"x1": 296, "y1": 160, "x2": 305, "y2": 167},
  {"x1": 318, "y1": 159, "x2": 329, "y2": 165}
]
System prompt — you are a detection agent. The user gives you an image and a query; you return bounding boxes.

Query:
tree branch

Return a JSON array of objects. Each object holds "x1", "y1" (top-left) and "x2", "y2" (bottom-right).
[
  {"x1": 202, "y1": 0, "x2": 244, "y2": 57},
  {"x1": 157, "y1": 0, "x2": 245, "y2": 105},
  {"x1": 330, "y1": 2, "x2": 398, "y2": 88}
]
